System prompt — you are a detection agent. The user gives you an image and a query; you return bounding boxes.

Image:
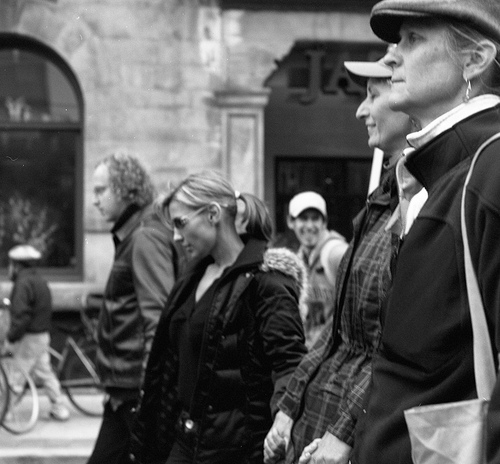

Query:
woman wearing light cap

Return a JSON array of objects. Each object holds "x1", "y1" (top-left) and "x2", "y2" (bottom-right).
[
  {"x1": 351, "y1": 1, "x2": 500, "y2": 463},
  {"x1": 263, "y1": 56, "x2": 415, "y2": 464}
]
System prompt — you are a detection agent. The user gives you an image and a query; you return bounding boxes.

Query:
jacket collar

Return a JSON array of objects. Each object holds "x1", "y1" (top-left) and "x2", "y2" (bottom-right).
[
  {"x1": 13, "y1": 267, "x2": 37, "y2": 282},
  {"x1": 180, "y1": 238, "x2": 267, "y2": 285},
  {"x1": 407, "y1": 95, "x2": 500, "y2": 150},
  {"x1": 403, "y1": 96, "x2": 500, "y2": 191},
  {"x1": 111, "y1": 203, "x2": 144, "y2": 245}
]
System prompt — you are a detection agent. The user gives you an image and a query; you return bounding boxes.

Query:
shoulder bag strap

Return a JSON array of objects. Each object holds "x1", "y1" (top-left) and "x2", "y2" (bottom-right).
[{"x1": 461, "y1": 132, "x2": 500, "y2": 399}]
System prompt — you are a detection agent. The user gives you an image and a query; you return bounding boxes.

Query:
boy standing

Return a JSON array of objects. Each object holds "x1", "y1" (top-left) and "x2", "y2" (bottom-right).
[
  {"x1": 5, "y1": 244, "x2": 70, "y2": 421},
  {"x1": 287, "y1": 192, "x2": 348, "y2": 347}
]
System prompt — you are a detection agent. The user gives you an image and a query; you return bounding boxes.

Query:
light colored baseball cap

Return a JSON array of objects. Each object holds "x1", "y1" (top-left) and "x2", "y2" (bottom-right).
[
  {"x1": 8, "y1": 245, "x2": 42, "y2": 261},
  {"x1": 289, "y1": 191, "x2": 327, "y2": 218},
  {"x1": 344, "y1": 58, "x2": 392, "y2": 87}
]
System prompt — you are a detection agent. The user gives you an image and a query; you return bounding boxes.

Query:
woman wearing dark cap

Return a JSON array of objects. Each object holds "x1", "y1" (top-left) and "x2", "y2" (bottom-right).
[{"x1": 352, "y1": 1, "x2": 500, "y2": 463}]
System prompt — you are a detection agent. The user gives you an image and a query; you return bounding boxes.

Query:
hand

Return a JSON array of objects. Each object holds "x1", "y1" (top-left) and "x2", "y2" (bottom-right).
[
  {"x1": 263, "y1": 410, "x2": 293, "y2": 464},
  {"x1": 298, "y1": 438, "x2": 321, "y2": 464},
  {"x1": 308, "y1": 431, "x2": 352, "y2": 464},
  {"x1": 1, "y1": 340, "x2": 14, "y2": 356}
]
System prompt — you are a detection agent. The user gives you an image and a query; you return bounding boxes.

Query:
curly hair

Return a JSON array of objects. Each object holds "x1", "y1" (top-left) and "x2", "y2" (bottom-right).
[{"x1": 97, "y1": 151, "x2": 156, "y2": 207}]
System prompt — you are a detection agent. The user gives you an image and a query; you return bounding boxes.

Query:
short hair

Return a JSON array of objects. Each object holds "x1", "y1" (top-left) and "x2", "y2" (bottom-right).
[
  {"x1": 97, "y1": 151, "x2": 156, "y2": 207},
  {"x1": 162, "y1": 170, "x2": 238, "y2": 217},
  {"x1": 238, "y1": 192, "x2": 274, "y2": 242}
]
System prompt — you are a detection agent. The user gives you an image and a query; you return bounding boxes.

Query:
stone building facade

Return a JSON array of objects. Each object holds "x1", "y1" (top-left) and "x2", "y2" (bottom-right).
[{"x1": 0, "y1": 0, "x2": 383, "y2": 310}]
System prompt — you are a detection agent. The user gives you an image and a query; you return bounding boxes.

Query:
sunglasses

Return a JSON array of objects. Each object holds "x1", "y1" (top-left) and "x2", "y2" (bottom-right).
[{"x1": 171, "y1": 205, "x2": 208, "y2": 230}]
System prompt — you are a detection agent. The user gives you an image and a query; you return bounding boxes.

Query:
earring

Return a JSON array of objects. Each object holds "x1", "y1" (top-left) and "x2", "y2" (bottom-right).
[{"x1": 464, "y1": 79, "x2": 472, "y2": 103}]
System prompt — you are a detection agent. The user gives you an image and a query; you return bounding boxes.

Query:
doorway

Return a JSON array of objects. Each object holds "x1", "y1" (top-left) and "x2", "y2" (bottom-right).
[{"x1": 264, "y1": 40, "x2": 386, "y2": 246}]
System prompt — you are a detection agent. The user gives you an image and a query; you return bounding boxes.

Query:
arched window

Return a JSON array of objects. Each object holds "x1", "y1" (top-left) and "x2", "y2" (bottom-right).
[{"x1": 0, "y1": 33, "x2": 83, "y2": 278}]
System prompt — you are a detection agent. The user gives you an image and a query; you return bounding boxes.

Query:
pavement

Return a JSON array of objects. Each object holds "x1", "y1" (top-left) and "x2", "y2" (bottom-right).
[{"x1": 0, "y1": 393, "x2": 101, "y2": 464}]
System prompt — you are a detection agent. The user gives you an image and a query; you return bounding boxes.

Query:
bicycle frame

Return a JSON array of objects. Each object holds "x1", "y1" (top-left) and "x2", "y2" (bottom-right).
[
  {"x1": 0, "y1": 361, "x2": 9, "y2": 424},
  {"x1": 50, "y1": 334, "x2": 104, "y2": 416},
  {"x1": 53, "y1": 337, "x2": 100, "y2": 389}
]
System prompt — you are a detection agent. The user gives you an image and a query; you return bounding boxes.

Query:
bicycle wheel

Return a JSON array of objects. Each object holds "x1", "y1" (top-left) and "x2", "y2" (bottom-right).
[
  {"x1": 59, "y1": 341, "x2": 104, "y2": 416},
  {"x1": 2, "y1": 357, "x2": 39, "y2": 434},
  {"x1": 0, "y1": 363, "x2": 9, "y2": 424}
]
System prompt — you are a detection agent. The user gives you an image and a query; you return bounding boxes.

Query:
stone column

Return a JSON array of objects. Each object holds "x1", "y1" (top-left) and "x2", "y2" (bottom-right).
[{"x1": 214, "y1": 90, "x2": 270, "y2": 196}]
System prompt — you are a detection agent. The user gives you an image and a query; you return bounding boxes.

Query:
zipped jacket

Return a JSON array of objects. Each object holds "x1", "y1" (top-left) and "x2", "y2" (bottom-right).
[
  {"x1": 7, "y1": 268, "x2": 52, "y2": 343},
  {"x1": 353, "y1": 96, "x2": 500, "y2": 464},
  {"x1": 131, "y1": 238, "x2": 307, "y2": 464},
  {"x1": 96, "y1": 203, "x2": 180, "y2": 393}
]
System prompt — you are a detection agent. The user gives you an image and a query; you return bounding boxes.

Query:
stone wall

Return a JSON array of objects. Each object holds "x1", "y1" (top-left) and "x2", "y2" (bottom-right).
[{"x1": 0, "y1": 0, "x2": 380, "y2": 306}]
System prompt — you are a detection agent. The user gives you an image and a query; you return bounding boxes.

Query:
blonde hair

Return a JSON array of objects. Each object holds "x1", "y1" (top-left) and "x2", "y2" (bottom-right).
[
  {"x1": 161, "y1": 170, "x2": 237, "y2": 219},
  {"x1": 237, "y1": 192, "x2": 274, "y2": 242}
]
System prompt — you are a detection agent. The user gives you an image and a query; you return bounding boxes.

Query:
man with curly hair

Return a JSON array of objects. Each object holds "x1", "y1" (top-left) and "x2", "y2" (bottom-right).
[{"x1": 88, "y1": 152, "x2": 183, "y2": 464}]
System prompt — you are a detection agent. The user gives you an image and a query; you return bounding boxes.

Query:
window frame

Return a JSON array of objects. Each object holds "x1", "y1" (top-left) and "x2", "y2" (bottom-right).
[{"x1": 0, "y1": 32, "x2": 84, "y2": 280}]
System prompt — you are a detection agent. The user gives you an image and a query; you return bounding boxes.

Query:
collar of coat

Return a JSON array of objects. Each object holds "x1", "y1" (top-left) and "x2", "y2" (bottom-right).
[
  {"x1": 404, "y1": 99, "x2": 500, "y2": 192},
  {"x1": 176, "y1": 237, "x2": 308, "y2": 310}
]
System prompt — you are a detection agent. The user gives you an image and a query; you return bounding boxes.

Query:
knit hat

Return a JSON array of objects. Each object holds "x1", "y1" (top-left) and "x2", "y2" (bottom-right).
[
  {"x1": 8, "y1": 245, "x2": 42, "y2": 261},
  {"x1": 370, "y1": 0, "x2": 500, "y2": 44},
  {"x1": 288, "y1": 192, "x2": 327, "y2": 219}
]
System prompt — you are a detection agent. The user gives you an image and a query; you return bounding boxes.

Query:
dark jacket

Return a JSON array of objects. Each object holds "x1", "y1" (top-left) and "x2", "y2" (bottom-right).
[
  {"x1": 353, "y1": 99, "x2": 500, "y2": 464},
  {"x1": 7, "y1": 267, "x2": 52, "y2": 343},
  {"x1": 131, "y1": 238, "x2": 308, "y2": 464},
  {"x1": 278, "y1": 165, "x2": 396, "y2": 460},
  {"x1": 97, "y1": 203, "x2": 181, "y2": 393}
]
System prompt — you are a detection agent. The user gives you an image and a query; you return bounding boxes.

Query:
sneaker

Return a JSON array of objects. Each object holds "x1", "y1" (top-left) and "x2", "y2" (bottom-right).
[{"x1": 49, "y1": 402, "x2": 70, "y2": 421}]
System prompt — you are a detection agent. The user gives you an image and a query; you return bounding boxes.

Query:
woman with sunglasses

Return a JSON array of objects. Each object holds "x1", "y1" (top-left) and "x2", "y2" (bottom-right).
[
  {"x1": 351, "y1": 1, "x2": 500, "y2": 463},
  {"x1": 130, "y1": 170, "x2": 308, "y2": 464}
]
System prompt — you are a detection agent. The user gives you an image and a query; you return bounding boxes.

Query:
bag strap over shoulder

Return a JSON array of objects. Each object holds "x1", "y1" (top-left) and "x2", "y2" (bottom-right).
[{"x1": 461, "y1": 132, "x2": 500, "y2": 399}]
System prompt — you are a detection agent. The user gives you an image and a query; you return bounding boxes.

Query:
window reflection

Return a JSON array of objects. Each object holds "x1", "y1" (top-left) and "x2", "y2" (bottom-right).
[
  {"x1": 0, "y1": 37, "x2": 82, "y2": 276},
  {"x1": 0, "y1": 130, "x2": 77, "y2": 268},
  {"x1": 0, "y1": 49, "x2": 79, "y2": 123}
]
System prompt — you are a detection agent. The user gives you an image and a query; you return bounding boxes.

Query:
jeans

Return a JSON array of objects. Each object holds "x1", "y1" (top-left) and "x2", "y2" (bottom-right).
[
  {"x1": 87, "y1": 398, "x2": 137, "y2": 464},
  {"x1": 12, "y1": 332, "x2": 64, "y2": 404}
]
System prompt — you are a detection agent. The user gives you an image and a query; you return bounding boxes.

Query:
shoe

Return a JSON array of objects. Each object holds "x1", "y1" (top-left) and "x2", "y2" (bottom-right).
[{"x1": 49, "y1": 402, "x2": 70, "y2": 421}]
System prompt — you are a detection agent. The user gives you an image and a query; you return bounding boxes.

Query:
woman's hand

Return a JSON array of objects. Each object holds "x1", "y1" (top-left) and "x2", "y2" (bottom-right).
[
  {"x1": 263, "y1": 410, "x2": 293, "y2": 464},
  {"x1": 298, "y1": 438, "x2": 322, "y2": 464},
  {"x1": 306, "y1": 431, "x2": 352, "y2": 464}
]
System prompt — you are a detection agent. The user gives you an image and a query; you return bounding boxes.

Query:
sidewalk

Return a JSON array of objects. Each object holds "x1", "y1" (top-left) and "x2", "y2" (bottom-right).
[{"x1": 0, "y1": 393, "x2": 101, "y2": 464}]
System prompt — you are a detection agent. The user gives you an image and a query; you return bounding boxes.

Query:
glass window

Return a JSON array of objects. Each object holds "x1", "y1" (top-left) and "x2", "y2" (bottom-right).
[
  {"x1": 0, "y1": 49, "x2": 79, "y2": 123},
  {"x1": 0, "y1": 35, "x2": 83, "y2": 277}
]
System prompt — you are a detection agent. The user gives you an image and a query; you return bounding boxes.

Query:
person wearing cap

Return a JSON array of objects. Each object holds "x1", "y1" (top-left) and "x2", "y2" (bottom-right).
[
  {"x1": 4, "y1": 244, "x2": 70, "y2": 421},
  {"x1": 264, "y1": 57, "x2": 415, "y2": 464},
  {"x1": 350, "y1": 1, "x2": 500, "y2": 463},
  {"x1": 88, "y1": 152, "x2": 182, "y2": 464},
  {"x1": 287, "y1": 191, "x2": 348, "y2": 348}
]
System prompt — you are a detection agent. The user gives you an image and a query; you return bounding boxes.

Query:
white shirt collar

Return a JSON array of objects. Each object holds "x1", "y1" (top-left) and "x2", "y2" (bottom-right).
[{"x1": 407, "y1": 95, "x2": 500, "y2": 149}]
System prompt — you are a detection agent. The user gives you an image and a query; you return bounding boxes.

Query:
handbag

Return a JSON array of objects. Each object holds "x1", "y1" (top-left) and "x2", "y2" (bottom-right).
[{"x1": 403, "y1": 133, "x2": 500, "y2": 464}]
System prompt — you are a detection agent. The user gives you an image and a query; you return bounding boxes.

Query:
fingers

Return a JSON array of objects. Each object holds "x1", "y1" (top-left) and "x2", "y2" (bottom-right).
[
  {"x1": 264, "y1": 427, "x2": 289, "y2": 464},
  {"x1": 298, "y1": 438, "x2": 321, "y2": 464},
  {"x1": 263, "y1": 434, "x2": 281, "y2": 463}
]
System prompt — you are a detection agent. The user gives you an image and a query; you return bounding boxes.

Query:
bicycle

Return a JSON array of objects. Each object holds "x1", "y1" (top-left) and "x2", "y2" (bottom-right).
[
  {"x1": 0, "y1": 350, "x2": 40, "y2": 434},
  {"x1": 49, "y1": 293, "x2": 105, "y2": 417},
  {"x1": 0, "y1": 293, "x2": 103, "y2": 435},
  {"x1": 0, "y1": 300, "x2": 40, "y2": 434}
]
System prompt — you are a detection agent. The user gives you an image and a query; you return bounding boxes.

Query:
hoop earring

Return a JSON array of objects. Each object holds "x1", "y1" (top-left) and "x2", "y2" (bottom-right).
[{"x1": 464, "y1": 79, "x2": 472, "y2": 103}]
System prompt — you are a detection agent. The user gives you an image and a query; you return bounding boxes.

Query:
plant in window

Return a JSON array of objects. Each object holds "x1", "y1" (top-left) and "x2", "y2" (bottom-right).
[{"x1": 0, "y1": 192, "x2": 59, "y2": 265}]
